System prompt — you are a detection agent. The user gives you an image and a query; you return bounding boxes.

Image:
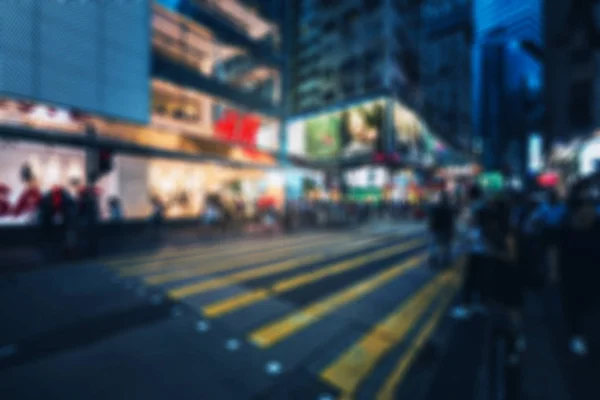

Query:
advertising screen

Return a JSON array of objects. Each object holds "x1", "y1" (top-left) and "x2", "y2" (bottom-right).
[
  {"x1": 392, "y1": 101, "x2": 444, "y2": 165},
  {"x1": 0, "y1": 0, "x2": 151, "y2": 124},
  {"x1": 393, "y1": 102, "x2": 423, "y2": 157},
  {"x1": 286, "y1": 98, "x2": 385, "y2": 159},
  {"x1": 305, "y1": 114, "x2": 342, "y2": 158}
]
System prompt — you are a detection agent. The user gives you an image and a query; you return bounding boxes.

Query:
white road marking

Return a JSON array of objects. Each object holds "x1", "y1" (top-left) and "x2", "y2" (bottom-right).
[
  {"x1": 265, "y1": 360, "x2": 282, "y2": 375},
  {"x1": 225, "y1": 339, "x2": 241, "y2": 351},
  {"x1": 196, "y1": 320, "x2": 210, "y2": 332}
]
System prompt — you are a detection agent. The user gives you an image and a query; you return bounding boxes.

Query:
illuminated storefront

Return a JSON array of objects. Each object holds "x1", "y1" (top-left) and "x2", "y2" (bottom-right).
[
  {"x1": 580, "y1": 136, "x2": 600, "y2": 176},
  {"x1": 0, "y1": 138, "x2": 286, "y2": 225},
  {"x1": 343, "y1": 166, "x2": 390, "y2": 201},
  {"x1": 0, "y1": 141, "x2": 86, "y2": 225},
  {"x1": 0, "y1": 1, "x2": 286, "y2": 227}
]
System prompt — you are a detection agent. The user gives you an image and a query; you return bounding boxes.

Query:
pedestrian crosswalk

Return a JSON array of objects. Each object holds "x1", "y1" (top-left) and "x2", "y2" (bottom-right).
[{"x1": 99, "y1": 228, "x2": 459, "y2": 399}]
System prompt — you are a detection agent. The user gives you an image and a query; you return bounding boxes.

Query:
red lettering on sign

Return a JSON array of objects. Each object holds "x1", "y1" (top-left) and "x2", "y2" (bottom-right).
[
  {"x1": 239, "y1": 115, "x2": 260, "y2": 146},
  {"x1": 12, "y1": 187, "x2": 42, "y2": 217},
  {"x1": 215, "y1": 110, "x2": 239, "y2": 141},
  {"x1": 0, "y1": 197, "x2": 10, "y2": 216},
  {"x1": 214, "y1": 110, "x2": 261, "y2": 146}
]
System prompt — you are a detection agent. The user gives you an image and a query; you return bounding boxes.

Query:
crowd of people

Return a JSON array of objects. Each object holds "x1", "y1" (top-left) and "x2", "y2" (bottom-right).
[{"x1": 428, "y1": 174, "x2": 600, "y2": 361}]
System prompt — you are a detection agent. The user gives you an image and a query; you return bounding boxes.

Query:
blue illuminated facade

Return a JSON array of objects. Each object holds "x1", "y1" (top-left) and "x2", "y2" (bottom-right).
[{"x1": 472, "y1": 0, "x2": 543, "y2": 171}]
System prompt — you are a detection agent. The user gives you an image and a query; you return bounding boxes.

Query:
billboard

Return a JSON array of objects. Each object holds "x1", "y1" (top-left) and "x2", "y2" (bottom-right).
[
  {"x1": 0, "y1": 0, "x2": 151, "y2": 124},
  {"x1": 286, "y1": 99, "x2": 385, "y2": 159},
  {"x1": 392, "y1": 101, "x2": 444, "y2": 165},
  {"x1": 305, "y1": 114, "x2": 342, "y2": 158}
]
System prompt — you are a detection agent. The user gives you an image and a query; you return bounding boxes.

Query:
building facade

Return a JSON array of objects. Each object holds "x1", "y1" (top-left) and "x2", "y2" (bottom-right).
[
  {"x1": 472, "y1": 0, "x2": 543, "y2": 171},
  {"x1": 545, "y1": 0, "x2": 600, "y2": 176},
  {"x1": 282, "y1": 0, "x2": 467, "y2": 200},
  {"x1": 0, "y1": 0, "x2": 298, "y2": 224},
  {"x1": 419, "y1": 0, "x2": 473, "y2": 153},
  {"x1": 289, "y1": 0, "x2": 420, "y2": 114}
]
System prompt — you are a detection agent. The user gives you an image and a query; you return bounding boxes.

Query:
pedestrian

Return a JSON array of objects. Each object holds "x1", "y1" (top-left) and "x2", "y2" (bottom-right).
[
  {"x1": 555, "y1": 180, "x2": 600, "y2": 356},
  {"x1": 490, "y1": 193, "x2": 526, "y2": 353},
  {"x1": 108, "y1": 196, "x2": 123, "y2": 221},
  {"x1": 512, "y1": 192, "x2": 545, "y2": 291},
  {"x1": 150, "y1": 195, "x2": 165, "y2": 238},
  {"x1": 38, "y1": 186, "x2": 76, "y2": 262},
  {"x1": 451, "y1": 184, "x2": 491, "y2": 319},
  {"x1": 77, "y1": 185, "x2": 100, "y2": 257},
  {"x1": 429, "y1": 191, "x2": 455, "y2": 267}
]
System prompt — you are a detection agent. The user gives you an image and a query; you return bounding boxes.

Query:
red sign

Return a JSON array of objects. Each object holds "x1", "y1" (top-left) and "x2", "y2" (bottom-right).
[
  {"x1": 0, "y1": 185, "x2": 42, "y2": 217},
  {"x1": 537, "y1": 172, "x2": 559, "y2": 187},
  {"x1": 373, "y1": 153, "x2": 386, "y2": 163},
  {"x1": 214, "y1": 109, "x2": 261, "y2": 147}
]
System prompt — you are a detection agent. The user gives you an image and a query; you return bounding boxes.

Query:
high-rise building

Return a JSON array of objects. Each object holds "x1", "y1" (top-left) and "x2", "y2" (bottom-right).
[
  {"x1": 545, "y1": 0, "x2": 600, "y2": 176},
  {"x1": 288, "y1": 0, "x2": 420, "y2": 114},
  {"x1": 472, "y1": 0, "x2": 543, "y2": 171},
  {"x1": 419, "y1": 0, "x2": 473, "y2": 152}
]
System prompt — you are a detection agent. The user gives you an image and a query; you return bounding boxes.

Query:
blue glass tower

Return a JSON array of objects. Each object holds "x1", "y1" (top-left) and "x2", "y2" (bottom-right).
[{"x1": 472, "y1": 0, "x2": 542, "y2": 171}]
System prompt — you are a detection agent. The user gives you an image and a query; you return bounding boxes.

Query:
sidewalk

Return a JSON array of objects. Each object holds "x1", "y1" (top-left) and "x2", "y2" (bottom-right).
[
  {"x1": 420, "y1": 286, "x2": 599, "y2": 400},
  {"x1": 529, "y1": 285, "x2": 600, "y2": 400},
  {"x1": 521, "y1": 290, "x2": 571, "y2": 400}
]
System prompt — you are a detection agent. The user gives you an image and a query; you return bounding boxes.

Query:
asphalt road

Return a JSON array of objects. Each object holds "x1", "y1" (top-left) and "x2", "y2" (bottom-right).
[{"x1": 0, "y1": 224, "x2": 467, "y2": 400}]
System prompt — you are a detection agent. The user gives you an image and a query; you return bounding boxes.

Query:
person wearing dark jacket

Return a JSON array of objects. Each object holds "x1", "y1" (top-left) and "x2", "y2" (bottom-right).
[
  {"x1": 555, "y1": 182, "x2": 600, "y2": 357},
  {"x1": 429, "y1": 192, "x2": 455, "y2": 267},
  {"x1": 38, "y1": 186, "x2": 77, "y2": 262}
]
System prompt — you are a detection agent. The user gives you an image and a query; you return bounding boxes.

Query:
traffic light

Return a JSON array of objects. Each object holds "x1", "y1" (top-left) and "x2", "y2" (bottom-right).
[{"x1": 98, "y1": 149, "x2": 113, "y2": 176}]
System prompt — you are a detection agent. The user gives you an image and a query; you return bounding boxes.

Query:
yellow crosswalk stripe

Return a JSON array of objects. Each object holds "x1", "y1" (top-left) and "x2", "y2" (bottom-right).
[
  {"x1": 120, "y1": 235, "x2": 352, "y2": 278},
  {"x1": 202, "y1": 239, "x2": 426, "y2": 318},
  {"x1": 144, "y1": 235, "x2": 373, "y2": 284},
  {"x1": 108, "y1": 232, "x2": 336, "y2": 268},
  {"x1": 166, "y1": 236, "x2": 407, "y2": 299},
  {"x1": 248, "y1": 253, "x2": 427, "y2": 348},
  {"x1": 319, "y1": 269, "x2": 455, "y2": 397},
  {"x1": 375, "y1": 277, "x2": 460, "y2": 400}
]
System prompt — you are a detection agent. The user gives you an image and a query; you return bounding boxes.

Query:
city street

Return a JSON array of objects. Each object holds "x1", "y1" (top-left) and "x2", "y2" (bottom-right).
[{"x1": 0, "y1": 226, "x2": 464, "y2": 400}]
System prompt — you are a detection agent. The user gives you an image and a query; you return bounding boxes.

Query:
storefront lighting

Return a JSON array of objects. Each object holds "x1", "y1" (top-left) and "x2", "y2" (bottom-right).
[
  {"x1": 580, "y1": 138, "x2": 600, "y2": 176},
  {"x1": 46, "y1": 157, "x2": 61, "y2": 188},
  {"x1": 266, "y1": 171, "x2": 284, "y2": 187}
]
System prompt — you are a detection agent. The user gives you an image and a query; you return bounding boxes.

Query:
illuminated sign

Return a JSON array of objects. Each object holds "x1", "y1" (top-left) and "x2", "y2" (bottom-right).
[
  {"x1": 214, "y1": 109, "x2": 261, "y2": 147},
  {"x1": 528, "y1": 133, "x2": 543, "y2": 173},
  {"x1": 285, "y1": 98, "x2": 385, "y2": 159}
]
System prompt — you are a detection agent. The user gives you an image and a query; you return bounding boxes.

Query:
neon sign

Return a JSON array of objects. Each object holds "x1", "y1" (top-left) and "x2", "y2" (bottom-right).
[{"x1": 214, "y1": 109, "x2": 261, "y2": 147}]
